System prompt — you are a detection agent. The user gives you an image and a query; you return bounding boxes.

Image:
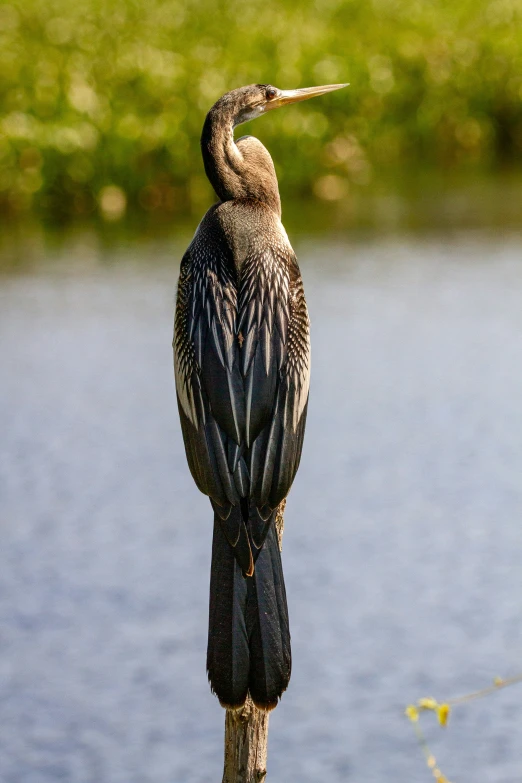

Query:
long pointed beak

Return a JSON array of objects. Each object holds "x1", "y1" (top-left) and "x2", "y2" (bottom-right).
[{"x1": 266, "y1": 83, "x2": 349, "y2": 111}]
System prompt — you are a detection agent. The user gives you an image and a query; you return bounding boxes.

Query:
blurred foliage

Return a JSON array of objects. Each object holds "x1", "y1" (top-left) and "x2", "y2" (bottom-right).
[{"x1": 1, "y1": 0, "x2": 521, "y2": 219}]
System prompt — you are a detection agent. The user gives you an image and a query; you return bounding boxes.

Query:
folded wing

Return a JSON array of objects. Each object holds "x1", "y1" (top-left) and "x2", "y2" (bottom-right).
[{"x1": 174, "y1": 227, "x2": 310, "y2": 556}]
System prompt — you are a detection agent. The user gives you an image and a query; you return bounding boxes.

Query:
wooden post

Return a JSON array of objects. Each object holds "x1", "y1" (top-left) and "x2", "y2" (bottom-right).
[{"x1": 222, "y1": 499, "x2": 287, "y2": 783}]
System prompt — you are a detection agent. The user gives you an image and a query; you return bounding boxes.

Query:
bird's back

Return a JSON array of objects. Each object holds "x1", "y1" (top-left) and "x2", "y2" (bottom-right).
[{"x1": 174, "y1": 198, "x2": 310, "y2": 521}]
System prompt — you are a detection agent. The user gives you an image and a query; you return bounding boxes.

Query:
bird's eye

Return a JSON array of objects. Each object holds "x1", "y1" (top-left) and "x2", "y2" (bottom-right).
[{"x1": 266, "y1": 87, "x2": 277, "y2": 100}]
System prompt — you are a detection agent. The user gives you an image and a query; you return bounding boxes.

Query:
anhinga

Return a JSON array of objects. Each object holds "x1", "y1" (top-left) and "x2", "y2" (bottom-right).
[{"x1": 174, "y1": 82, "x2": 347, "y2": 710}]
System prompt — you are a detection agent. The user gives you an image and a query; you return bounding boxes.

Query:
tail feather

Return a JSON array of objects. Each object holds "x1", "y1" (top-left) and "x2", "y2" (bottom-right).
[
  {"x1": 207, "y1": 515, "x2": 249, "y2": 708},
  {"x1": 247, "y1": 521, "x2": 291, "y2": 709},
  {"x1": 207, "y1": 507, "x2": 291, "y2": 710}
]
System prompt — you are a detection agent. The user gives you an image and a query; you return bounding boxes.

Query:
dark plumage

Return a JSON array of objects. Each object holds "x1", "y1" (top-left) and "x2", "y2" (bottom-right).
[{"x1": 173, "y1": 82, "x2": 346, "y2": 710}]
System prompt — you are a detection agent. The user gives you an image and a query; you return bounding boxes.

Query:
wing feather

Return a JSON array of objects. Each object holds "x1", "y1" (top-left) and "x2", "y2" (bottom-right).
[
  {"x1": 174, "y1": 207, "x2": 310, "y2": 561},
  {"x1": 174, "y1": 233, "x2": 242, "y2": 508},
  {"x1": 244, "y1": 251, "x2": 310, "y2": 516}
]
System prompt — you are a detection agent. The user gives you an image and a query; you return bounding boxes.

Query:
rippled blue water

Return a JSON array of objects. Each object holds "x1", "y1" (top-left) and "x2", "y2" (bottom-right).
[{"x1": 1, "y1": 229, "x2": 522, "y2": 782}]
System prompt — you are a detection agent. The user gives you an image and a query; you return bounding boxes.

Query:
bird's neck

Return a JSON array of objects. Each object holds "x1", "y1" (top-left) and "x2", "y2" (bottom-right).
[{"x1": 201, "y1": 107, "x2": 281, "y2": 217}]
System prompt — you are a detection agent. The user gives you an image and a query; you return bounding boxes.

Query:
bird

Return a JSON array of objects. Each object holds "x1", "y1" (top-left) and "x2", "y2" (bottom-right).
[{"x1": 173, "y1": 82, "x2": 347, "y2": 711}]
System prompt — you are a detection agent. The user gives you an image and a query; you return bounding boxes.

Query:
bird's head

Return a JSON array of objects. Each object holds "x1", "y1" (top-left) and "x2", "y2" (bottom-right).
[
  {"x1": 212, "y1": 83, "x2": 349, "y2": 128},
  {"x1": 202, "y1": 81, "x2": 348, "y2": 211}
]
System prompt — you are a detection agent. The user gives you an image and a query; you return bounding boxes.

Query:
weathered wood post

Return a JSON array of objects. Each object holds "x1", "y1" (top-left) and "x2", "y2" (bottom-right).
[{"x1": 222, "y1": 500, "x2": 287, "y2": 783}]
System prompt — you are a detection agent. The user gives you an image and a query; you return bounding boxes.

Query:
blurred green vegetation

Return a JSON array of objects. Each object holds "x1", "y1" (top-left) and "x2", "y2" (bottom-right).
[{"x1": 1, "y1": 0, "x2": 521, "y2": 220}]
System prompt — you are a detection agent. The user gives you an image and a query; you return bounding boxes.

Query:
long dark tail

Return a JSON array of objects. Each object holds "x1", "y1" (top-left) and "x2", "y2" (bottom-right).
[{"x1": 207, "y1": 508, "x2": 291, "y2": 710}]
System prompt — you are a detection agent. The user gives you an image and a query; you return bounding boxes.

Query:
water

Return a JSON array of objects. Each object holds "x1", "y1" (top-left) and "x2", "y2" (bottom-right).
[{"x1": 1, "y1": 226, "x2": 522, "y2": 783}]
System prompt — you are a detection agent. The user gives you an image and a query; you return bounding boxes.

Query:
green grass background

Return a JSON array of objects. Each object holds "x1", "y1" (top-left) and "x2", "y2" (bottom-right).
[{"x1": 1, "y1": 0, "x2": 521, "y2": 218}]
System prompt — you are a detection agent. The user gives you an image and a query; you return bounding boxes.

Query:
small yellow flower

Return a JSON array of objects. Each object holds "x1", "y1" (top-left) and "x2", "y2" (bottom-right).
[
  {"x1": 405, "y1": 704, "x2": 419, "y2": 722},
  {"x1": 418, "y1": 697, "x2": 438, "y2": 711},
  {"x1": 494, "y1": 676, "x2": 504, "y2": 686},
  {"x1": 437, "y1": 703, "x2": 450, "y2": 726},
  {"x1": 427, "y1": 755, "x2": 437, "y2": 769}
]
